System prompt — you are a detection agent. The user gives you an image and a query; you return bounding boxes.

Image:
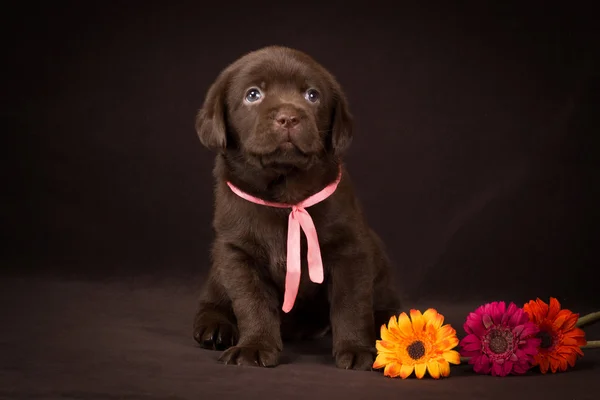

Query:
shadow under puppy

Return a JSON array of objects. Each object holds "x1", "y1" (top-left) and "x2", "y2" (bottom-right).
[{"x1": 193, "y1": 46, "x2": 401, "y2": 370}]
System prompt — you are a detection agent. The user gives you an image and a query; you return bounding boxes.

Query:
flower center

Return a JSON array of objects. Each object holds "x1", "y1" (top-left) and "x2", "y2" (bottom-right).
[
  {"x1": 488, "y1": 331, "x2": 508, "y2": 354},
  {"x1": 407, "y1": 340, "x2": 426, "y2": 360},
  {"x1": 538, "y1": 331, "x2": 553, "y2": 349}
]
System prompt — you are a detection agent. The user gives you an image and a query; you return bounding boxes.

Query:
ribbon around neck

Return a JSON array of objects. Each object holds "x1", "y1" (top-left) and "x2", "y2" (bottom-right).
[{"x1": 225, "y1": 169, "x2": 342, "y2": 313}]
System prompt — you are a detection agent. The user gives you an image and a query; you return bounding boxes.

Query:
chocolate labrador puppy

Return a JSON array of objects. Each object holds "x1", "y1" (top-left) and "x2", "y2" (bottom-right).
[{"x1": 192, "y1": 46, "x2": 401, "y2": 370}]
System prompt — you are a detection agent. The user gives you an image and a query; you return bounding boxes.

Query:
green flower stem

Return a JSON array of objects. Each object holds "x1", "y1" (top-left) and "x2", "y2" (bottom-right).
[
  {"x1": 460, "y1": 357, "x2": 470, "y2": 364},
  {"x1": 582, "y1": 340, "x2": 600, "y2": 349},
  {"x1": 576, "y1": 311, "x2": 600, "y2": 329}
]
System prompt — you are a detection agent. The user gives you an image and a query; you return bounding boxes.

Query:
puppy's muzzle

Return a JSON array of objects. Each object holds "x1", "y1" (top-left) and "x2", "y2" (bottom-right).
[
  {"x1": 272, "y1": 105, "x2": 306, "y2": 142},
  {"x1": 275, "y1": 112, "x2": 300, "y2": 129}
]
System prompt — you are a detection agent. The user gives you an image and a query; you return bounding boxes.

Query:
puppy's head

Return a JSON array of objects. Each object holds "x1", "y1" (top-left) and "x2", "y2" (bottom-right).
[{"x1": 195, "y1": 46, "x2": 353, "y2": 171}]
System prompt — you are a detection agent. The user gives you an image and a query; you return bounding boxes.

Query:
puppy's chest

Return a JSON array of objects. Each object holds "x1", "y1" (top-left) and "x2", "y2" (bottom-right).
[
  {"x1": 254, "y1": 211, "x2": 304, "y2": 263},
  {"x1": 249, "y1": 207, "x2": 327, "y2": 284}
]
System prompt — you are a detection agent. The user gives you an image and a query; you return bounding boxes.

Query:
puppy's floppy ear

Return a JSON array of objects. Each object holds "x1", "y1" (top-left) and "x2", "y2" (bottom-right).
[
  {"x1": 330, "y1": 88, "x2": 354, "y2": 157},
  {"x1": 195, "y1": 69, "x2": 230, "y2": 152}
]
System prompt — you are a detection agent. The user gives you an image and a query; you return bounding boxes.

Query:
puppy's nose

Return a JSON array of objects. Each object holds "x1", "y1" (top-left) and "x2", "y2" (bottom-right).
[{"x1": 275, "y1": 112, "x2": 299, "y2": 128}]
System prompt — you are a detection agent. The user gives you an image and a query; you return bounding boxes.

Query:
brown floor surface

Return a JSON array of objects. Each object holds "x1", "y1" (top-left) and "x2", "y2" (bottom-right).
[{"x1": 1, "y1": 275, "x2": 598, "y2": 400}]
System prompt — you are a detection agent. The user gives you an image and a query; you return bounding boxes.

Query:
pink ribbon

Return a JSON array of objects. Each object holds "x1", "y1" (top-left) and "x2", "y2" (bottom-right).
[{"x1": 226, "y1": 169, "x2": 342, "y2": 313}]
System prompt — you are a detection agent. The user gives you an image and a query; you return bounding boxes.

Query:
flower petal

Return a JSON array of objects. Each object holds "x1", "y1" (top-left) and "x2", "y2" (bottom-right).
[
  {"x1": 513, "y1": 362, "x2": 530, "y2": 374},
  {"x1": 441, "y1": 335, "x2": 459, "y2": 351},
  {"x1": 388, "y1": 315, "x2": 408, "y2": 339},
  {"x1": 536, "y1": 298, "x2": 549, "y2": 317},
  {"x1": 437, "y1": 336, "x2": 459, "y2": 352},
  {"x1": 553, "y1": 309, "x2": 571, "y2": 331},
  {"x1": 548, "y1": 297, "x2": 561, "y2": 320},
  {"x1": 491, "y1": 361, "x2": 505, "y2": 377},
  {"x1": 521, "y1": 339, "x2": 540, "y2": 355},
  {"x1": 410, "y1": 309, "x2": 425, "y2": 333},
  {"x1": 373, "y1": 353, "x2": 393, "y2": 370},
  {"x1": 523, "y1": 300, "x2": 538, "y2": 323},
  {"x1": 384, "y1": 361, "x2": 402, "y2": 378},
  {"x1": 539, "y1": 356, "x2": 550, "y2": 373},
  {"x1": 380, "y1": 324, "x2": 393, "y2": 341},
  {"x1": 548, "y1": 354, "x2": 562, "y2": 373},
  {"x1": 423, "y1": 308, "x2": 444, "y2": 329},
  {"x1": 510, "y1": 306, "x2": 525, "y2": 327},
  {"x1": 502, "y1": 360, "x2": 514, "y2": 376},
  {"x1": 482, "y1": 303, "x2": 493, "y2": 318},
  {"x1": 482, "y1": 314, "x2": 494, "y2": 329},
  {"x1": 561, "y1": 313, "x2": 578, "y2": 331},
  {"x1": 557, "y1": 346, "x2": 576, "y2": 358},
  {"x1": 460, "y1": 334, "x2": 482, "y2": 352},
  {"x1": 513, "y1": 324, "x2": 524, "y2": 336},
  {"x1": 492, "y1": 301, "x2": 506, "y2": 325},
  {"x1": 461, "y1": 349, "x2": 483, "y2": 358},
  {"x1": 436, "y1": 324, "x2": 455, "y2": 342},
  {"x1": 464, "y1": 313, "x2": 486, "y2": 336},
  {"x1": 376, "y1": 340, "x2": 395, "y2": 352},
  {"x1": 422, "y1": 308, "x2": 437, "y2": 323},
  {"x1": 564, "y1": 327, "x2": 586, "y2": 338},
  {"x1": 438, "y1": 359, "x2": 451, "y2": 377},
  {"x1": 517, "y1": 309, "x2": 531, "y2": 325},
  {"x1": 519, "y1": 322, "x2": 540, "y2": 338},
  {"x1": 399, "y1": 363, "x2": 414, "y2": 379},
  {"x1": 563, "y1": 337, "x2": 581, "y2": 346},
  {"x1": 473, "y1": 354, "x2": 491, "y2": 374},
  {"x1": 559, "y1": 356, "x2": 568, "y2": 371},
  {"x1": 415, "y1": 362, "x2": 427, "y2": 379},
  {"x1": 427, "y1": 360, "x2": 441, "y2": 379},
  {"x1": 397, "y1": 312, "x2": 414, "y2": 337},
  {"x1": 503, "y1": 302, "x2": 517, "y2": 325},
  {"x1": 443, "y1": 350, "x2": 461, "y2": 365}
]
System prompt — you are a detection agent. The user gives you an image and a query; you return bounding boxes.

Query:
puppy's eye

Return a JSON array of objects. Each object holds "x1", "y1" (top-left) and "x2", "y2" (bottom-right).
[
  {"x1": 304, "y1": 88, "x2": 320, "y2": 103},
  {"x1": 244, "y1": 88, "x2": 263, "y2": 103}
]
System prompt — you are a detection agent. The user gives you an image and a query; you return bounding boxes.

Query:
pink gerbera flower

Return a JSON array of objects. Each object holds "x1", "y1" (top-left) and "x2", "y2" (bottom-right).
[{"x1": 460, "y1": 301, "x2": 541, "y2": 376}]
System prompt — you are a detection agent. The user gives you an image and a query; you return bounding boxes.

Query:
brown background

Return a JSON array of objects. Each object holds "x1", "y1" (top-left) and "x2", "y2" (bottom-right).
[{"x1": 2, "y1": 1, "x2": 599, "y2": 398}]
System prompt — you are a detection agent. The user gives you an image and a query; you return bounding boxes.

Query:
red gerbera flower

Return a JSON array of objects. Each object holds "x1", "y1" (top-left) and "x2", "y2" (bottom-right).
[{"x1": 523, "y1": 297, "x2": 587, "y2": 373}]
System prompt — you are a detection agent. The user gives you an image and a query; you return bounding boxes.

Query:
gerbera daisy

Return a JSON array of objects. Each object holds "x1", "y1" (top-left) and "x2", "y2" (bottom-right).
[
  {"x1": 523, "y1": 297, "x2": 587, "y2": 374},
  {"x1": 460, "y1": 301, "x2": 541, "y2": 376},
  {"x1": 373, "y1": 309, "x2": 461, "y2": 379}
]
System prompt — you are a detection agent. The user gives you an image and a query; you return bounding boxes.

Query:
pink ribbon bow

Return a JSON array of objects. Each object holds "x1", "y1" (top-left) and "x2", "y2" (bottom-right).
[{"x1": 226, "y1": 170, "x2": 342, "y2": 313}]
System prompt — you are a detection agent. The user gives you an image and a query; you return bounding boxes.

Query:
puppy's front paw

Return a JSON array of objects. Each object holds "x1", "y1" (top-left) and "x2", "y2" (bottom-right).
[
  {"x1": 193, "y1": 315, "x2": 238, "y2": 351},
  {"x1": 335, "y1": 346, "x2": 376, "y2": 371},
  {"x1": 218, "y1": 345, "x2": 280, "y2": 368}
]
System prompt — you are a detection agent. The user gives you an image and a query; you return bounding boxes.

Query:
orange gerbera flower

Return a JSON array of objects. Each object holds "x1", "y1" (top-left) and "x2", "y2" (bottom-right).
[
  {"x1": 373, "y1": 309, "x2": 461, "y2": 379},
  {"x1": 523, "y1": 297, "x2": 587, "y2": 373}
]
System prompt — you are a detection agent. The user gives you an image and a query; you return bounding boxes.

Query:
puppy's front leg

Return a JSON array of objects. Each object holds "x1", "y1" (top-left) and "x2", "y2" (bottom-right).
[
  {"x1": 215, "y1": 243, "x2": 283, "y2": 367},
  {"x1": 329, "y1": 251, "x2": 376, "y2": 370}
]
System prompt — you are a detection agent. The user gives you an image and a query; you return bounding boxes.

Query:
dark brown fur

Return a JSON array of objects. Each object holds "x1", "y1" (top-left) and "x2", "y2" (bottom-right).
[{"x1": 193, "y1": 46, "x2": 401, "y2": 370}]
